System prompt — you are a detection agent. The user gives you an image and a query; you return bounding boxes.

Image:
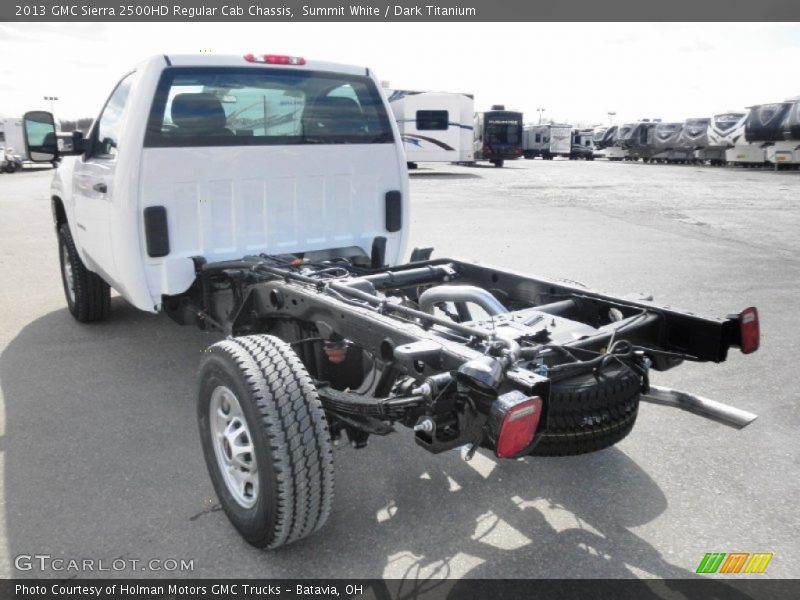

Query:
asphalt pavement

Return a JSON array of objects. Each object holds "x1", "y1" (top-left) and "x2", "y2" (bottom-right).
[{"x1": 0, "y1": 159, "x2": 798, "y2": 580}]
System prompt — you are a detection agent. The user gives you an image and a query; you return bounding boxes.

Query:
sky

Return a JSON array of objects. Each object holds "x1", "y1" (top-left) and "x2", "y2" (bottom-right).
[{"x1": 1, "y1": 22, "x2": 799, "y2": 125}]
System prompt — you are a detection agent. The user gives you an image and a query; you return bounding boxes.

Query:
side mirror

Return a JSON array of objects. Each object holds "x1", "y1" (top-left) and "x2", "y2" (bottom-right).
[{"x1": 23, "y1": 111, "x2": 59, "y2": 162}]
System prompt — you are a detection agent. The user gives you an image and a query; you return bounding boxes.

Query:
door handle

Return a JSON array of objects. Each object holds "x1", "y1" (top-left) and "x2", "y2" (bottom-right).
[{"x1": 93, "y1": 182, "x2": 108, "y2": 194}]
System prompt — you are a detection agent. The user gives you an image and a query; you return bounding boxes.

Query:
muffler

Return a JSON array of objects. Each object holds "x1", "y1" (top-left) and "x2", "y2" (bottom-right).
[{"x1": 640, "y1": 385, "x2": 758, "y2": 429}]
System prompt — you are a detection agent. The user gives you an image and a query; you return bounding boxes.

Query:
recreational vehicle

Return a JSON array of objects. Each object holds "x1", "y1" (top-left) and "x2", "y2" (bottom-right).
[
  {"x1": 782, "y1": 99, "x2": 800, "y2": 164},
  {"x1": 473, "y1": 106, "x2": 523, "y2": 167},
  {"x1": 725, "y1": 110, "x2": 765, "y2": 166},
  {"x1": 606, "y1": 123, "x2": 633, "y2": 161},
  {"x1": 387, "y1": 89, "x2": 474, "y2": 168},
  {"x1": 649, "y1": 122, "x2": 692, "y2": 163},
  {"x1": 699, "y1": 112, "x2": 745, "y2": 165},
  {"x1": 618, "y1": 121, "x2": 659, "y2": 161},
  {"x1": 677, "y1": 118, "x2": 711, "y2": 163},
  {"x1": 570, "y1": 128, "x2": 594, "y2": 160},
  {"x1": 592, "y1": 125, "x2": 612, "y2": 158},
  {"x1": 746, "y1": 101, "x2": 798, "y2": 166},
  {"x1": 522, "y1": 123, "x2": 572, "y2": 159},
  {"x1": 0, "y1": 117, "x2": 27, "y2": 161}
]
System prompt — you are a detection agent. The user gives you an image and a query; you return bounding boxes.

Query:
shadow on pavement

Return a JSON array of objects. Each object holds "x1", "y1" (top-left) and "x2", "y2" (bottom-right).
[{"x1": 0, "y1": 302, "x2": 754, "y2": 592}]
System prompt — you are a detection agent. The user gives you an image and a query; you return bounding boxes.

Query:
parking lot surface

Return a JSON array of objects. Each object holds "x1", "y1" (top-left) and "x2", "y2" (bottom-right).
[{"x1": 0, "y1": 160, "x2": 798, "y2": 579}]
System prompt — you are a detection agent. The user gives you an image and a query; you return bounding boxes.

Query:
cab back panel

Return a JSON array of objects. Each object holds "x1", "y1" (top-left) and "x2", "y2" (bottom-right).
[{"x1": 139, "y1": 144, "x2": 405, "y2": 297}]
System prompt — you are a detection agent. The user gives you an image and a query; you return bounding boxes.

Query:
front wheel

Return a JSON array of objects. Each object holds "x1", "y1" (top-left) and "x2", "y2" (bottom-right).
[
  {"x1": 58, "y1": 223, "x2": 110, "y2": 322},
  {"x1": 198, "y1": 335, "x2": 335, "y2": 549}
]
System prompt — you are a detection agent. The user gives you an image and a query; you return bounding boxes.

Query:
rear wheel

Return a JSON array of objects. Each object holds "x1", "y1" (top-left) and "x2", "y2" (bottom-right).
[
  {"x1": 58, "y1": 223, "x2": 110, "y2": 322},
  {"x1": 492, "y1": 159, "x2": 504, "y2": 168},
  {"x1": 528, "y1": 364, "x2": 643, "y2": 456},
  {"x1": 198, "y1": 335, "x2": 335, "y2": 548}
]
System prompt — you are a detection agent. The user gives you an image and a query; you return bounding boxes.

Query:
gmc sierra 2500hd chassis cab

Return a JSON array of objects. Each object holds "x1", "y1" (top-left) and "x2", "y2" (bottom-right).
[{"x1": 22, "y1": 54, "x2": 759, "y2": 549}]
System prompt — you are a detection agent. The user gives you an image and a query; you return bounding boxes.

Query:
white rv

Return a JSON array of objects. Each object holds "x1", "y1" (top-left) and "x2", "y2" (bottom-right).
[
  {"x1": 698, "y1": 112, "x2": 745, "y2": 165},
  {"x1": 522, "y1": 124, "x2": 572, "y2": 159},
  {"x1": 726, "y1": 110, "x2": 765, "y2": 166},
  {"x1": 386, "y1": 89, "x2": 474, "y2": 167},
  {"x1": 0, "y1": 117, "x2": 27, "y2": 160}
]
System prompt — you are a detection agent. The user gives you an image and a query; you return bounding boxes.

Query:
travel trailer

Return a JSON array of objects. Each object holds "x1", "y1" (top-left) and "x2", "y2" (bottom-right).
[
  {"x1": 522, "y1": 123, "x2": 572, "y2": 159},
  {"x1": 0, "y1": 117, "x2": 28, "y2": 161},
  {"x1": 606, "y1": 123, "x2": 633, "y2": 161},
  {"x1": 699, "y1": 112, "x2": 745, "y2": 165},
  {"x1": 725, "y1": 109, "x2": 765, "y2": 166},
  {"x1": 592, "y1": 125, "x2": 612, "y2": 158},
  {"x1": 782, "y1": 99, "x2": 800, "y2": 164},
  {"x1": 746, "y1": 101, "x2": 798, "y2": 166},
  {"x1": 649, "y1": 122, "x2": 692, "y2": 163},
  {"x1": 619, "y1": 121, "x2": 676, "y2": 162},
  {"x1": 387, "y1": 89, "x2": 474, "y2": 168},
  {"x1": 570, "y1": 128, "x2": 594, "y2": 160},
  {"x1": 677, "y1": 118, "x2": 711, "y2": 163},
  {"x1": 473, "y1": 106, "x2": 523, "y2": 167}
]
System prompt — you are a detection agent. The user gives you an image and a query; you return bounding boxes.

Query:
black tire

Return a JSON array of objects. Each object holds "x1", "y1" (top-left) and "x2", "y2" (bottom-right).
[
  {"x1": 58, "y1": 223, "x2": 111, "y2": 322},
  {"x1": 492, "y1": 159, "x2": 504, "y2": 168},
  {"x1": 528, "y1": 364, "x2": 642, "y2": 457},
  {"x1": 197, "y1": 335, "x2": 335, "y2": 549}
]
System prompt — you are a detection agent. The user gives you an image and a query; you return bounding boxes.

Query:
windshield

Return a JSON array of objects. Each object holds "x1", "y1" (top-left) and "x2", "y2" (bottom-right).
[{"x1": 145, "y1": 67, "x2": 394, "y2": 147}]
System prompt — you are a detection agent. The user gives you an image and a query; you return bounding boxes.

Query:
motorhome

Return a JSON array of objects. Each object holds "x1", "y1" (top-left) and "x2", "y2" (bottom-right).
[
  {"x1": 473, "y1": 106, "x2": 523, "y2": 167},
  {"x1": 699, "y1": 112, "x2": 745, "y2": 165},
  {"x1": 522, "y1": 123, "x2": 572, "y2": 159},
  {"x1": 746, "y1": 101, "x2": 798, "y2": 166},
  {"x1": 570, "y1": 128, "x2": 594, "y2": 160},
  {"x1": 387, "y1": 89, "x2": 474, "y2": 168}
]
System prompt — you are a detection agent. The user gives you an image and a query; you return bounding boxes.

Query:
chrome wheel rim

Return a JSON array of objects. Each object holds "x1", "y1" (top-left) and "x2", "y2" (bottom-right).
[
  {"x1": 61, "y1": 243, "x2": 76, "y2": 304},
  {"x1": 210, "y1": 386, "x2": 259, "y2": 508}
]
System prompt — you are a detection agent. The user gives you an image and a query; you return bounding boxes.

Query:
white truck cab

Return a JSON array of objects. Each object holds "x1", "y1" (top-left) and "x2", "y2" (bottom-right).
[{"x1": 26, "y1": 54, "x2": 409, "y2": 316}]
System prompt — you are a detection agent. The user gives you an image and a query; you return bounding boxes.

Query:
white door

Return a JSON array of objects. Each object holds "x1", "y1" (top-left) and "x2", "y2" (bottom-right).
[{"x1": 72, "y1": 73, "x2": 134, "y2": 282}]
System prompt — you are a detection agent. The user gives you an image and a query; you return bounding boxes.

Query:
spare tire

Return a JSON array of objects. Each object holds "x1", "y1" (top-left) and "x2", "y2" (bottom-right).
[{"x1": 528, "y1": 363, "x2": 643, "y2": 457}]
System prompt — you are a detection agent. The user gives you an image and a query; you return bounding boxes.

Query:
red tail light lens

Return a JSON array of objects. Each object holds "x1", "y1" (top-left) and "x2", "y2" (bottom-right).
[
  {"x1": 491, "y1": 392, "x2": 543, "y2": 458},
  {"x1": 739, "y1": 306, "x2": 759, "y2": 354}
]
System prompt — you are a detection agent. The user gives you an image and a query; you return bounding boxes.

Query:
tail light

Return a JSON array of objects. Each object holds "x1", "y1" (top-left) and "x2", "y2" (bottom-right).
[
  {"x1": 739, "y1": 306, "x2": 760, "y2": 354},
  {"x1": 483, "y1": 144, "x2": 492, "y2": 154},
  {"x1": 244, "y1": 54, "x2": 306, "y2": 65},
  {"x1": 490, "y1": 391, "x2": 543, "y2": 458}
]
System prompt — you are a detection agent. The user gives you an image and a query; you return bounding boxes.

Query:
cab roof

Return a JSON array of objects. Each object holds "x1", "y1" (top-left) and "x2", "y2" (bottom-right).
[{"x1": 160, "y1": 54, "x2": 370, "y2": 77}]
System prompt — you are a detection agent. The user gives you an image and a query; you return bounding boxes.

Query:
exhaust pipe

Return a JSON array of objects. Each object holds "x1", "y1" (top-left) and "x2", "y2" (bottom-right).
[
  {"x1": 640, "y1": 385, "x2": 758, "y2": 429},
  {"x1": 418, "y1": 285, "x2": 508, "y2": 317}
]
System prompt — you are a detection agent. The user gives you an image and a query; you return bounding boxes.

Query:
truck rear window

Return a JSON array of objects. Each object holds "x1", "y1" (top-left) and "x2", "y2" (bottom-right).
[{"x1": 144, "y1": 67, "x2": 394, "y2": 147}]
